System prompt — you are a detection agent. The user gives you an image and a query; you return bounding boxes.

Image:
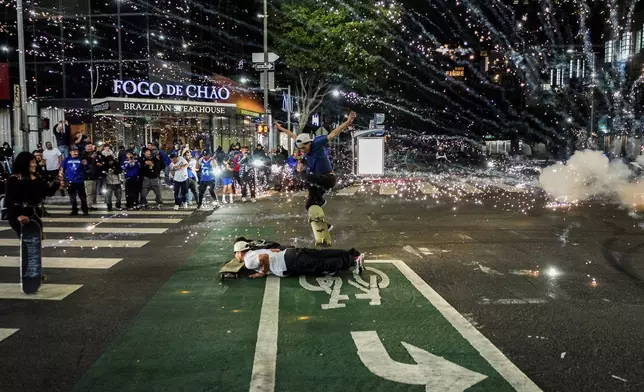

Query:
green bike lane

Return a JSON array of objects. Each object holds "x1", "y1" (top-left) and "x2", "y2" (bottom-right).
[{"x1": 74, "y1": 228, "x2": 541, "y2": 392}]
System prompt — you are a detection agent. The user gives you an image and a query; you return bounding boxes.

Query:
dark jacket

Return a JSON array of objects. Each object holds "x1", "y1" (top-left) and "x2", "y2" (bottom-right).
[
  {"x1": 5, "y1": 174, "x2": 59, "y2": 234},
  {"x1": 139, "y1": 156, "x2": 163, "y2": 179},
  {"x1": 53, "y1": 123, "x2": 70, "y2": 146}
]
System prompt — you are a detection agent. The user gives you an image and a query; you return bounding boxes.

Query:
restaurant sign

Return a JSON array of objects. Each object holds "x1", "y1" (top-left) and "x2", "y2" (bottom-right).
[
  {"x1": 113, "y1": 80, "x2": 231, "y2": 101},
  {"x1": 93, "y1": 100, "x2": 235, "y2": 117}
]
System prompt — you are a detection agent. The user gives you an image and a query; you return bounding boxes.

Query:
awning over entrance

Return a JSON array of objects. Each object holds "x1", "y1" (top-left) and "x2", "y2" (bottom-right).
[{"x1": 91, "y1": 97, "x2": 237, "y2": 118}]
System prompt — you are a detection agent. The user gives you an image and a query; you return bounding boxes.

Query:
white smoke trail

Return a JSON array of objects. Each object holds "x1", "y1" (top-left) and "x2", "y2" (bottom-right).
[{"x1": 539, "y1": 150, "x2": 642, "y2": 205}]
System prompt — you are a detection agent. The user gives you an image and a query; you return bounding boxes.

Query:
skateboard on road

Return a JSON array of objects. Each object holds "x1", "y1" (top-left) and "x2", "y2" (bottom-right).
[
  {"x1": 308, "y1": 205, "x2": 332, "y2": 247},
  {"x1": 20, "y1": 220, "x2": 43, "y2": 294},
  {"x1": 219, "y1": 258, "x2": 244, "y2": 279}
]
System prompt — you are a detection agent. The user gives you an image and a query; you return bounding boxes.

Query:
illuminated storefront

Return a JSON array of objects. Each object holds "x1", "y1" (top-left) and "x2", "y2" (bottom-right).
[{"x1": 91, "y1": 78, "x2": 264, "y2": 151}]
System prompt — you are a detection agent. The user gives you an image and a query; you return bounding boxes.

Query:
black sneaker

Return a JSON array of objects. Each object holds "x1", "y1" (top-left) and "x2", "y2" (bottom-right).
[
  {"x1": 82, "y1": 211, "x2": 89, "y2": 216},
  {"x1": 70, "y1": 211, "x2": 79, "y2": 216}
]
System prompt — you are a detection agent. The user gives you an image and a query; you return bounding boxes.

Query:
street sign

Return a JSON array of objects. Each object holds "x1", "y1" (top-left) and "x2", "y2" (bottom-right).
[
  {"x1": 253, "y1": 63, "x2": 274, "y2": 71},
  {"x1": 260, "y1": 72, "x2": 275, "y2": 90},
  {"x1": 252, "y1": 52, "x2": 279, "y2": 63},
  {"x1": 375, "y1": 113, "x2": 385, "y2": 129}
]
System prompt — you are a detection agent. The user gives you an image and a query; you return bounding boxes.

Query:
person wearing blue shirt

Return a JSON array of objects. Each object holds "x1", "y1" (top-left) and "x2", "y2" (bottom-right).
[
  {"x1": 159, "y1": 148, "x2": 171, "y2": 185},
  {"x1": 121, "y1": 150, "x2": 141, "y2": 210},
  {"x1": 196, "y1": 150, "x2": 219, "y2": 209},
  {"x1": 274, "y1": 112, "x2": 356, "y2": 220},
  {"x1": 60, "y1": 146, "x2": 89, "y2": 215}
]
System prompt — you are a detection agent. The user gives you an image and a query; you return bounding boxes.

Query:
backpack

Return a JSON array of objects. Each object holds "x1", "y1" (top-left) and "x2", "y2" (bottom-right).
[{"x1": 236, "y1": 237, "x2": 290, "y2": 251}]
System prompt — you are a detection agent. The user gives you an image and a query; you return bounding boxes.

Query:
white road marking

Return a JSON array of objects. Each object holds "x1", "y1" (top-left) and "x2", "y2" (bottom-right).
[
  {"x1": 379, "y1": 183, "x2": 397, "y2": 195},
  {"x1": 0, "y1": 227, "x2": 9, "y2": 232},
  {"x1": 418, "y1": 182, "x2": 441, "y2": 195},
  {"x1": 0, "y1": 328, "x2": 18, "y2": 342},
  {"x1": 457, "y1": 234, "x2": 474, "y2": 241},
  {"x1": 249, "y1": 276, "x2": 280, "y2": 392},
  {"x1": 477, "y1": 264, "x2": 504, "y2": 276},
  {"x1": 43, "y1": 227, "x2": 168, "y2": 234},
  {"x1": 337, "y1": 186, "x2": 360, "y2": 196},
  {"x1": 352, "y1": 330, "x2": 487, "y2": 390},
  {"x1": 402, "y1": 245, "x2": 422, "y2": 258},
  {"x1": 40, "y1": 217, "x2": 182, "y2": 224},
  {"x1": 0, "y1": 284, "x2": 83, "y2": 300},
  {"x1": 45, "y1": 204, "x2": 198, "y2": 210},
  {"x1": 0, "y1": 257, "x2": 122, "y2": 269},
  {"x1": 46, "y1": 209, "x2": 193, "y2": 216},
  {"x1": 0, "y1": 239, "x2": 148, "y2": 248},
  {"x1": 418, "y1": 247, "x2": 434, "y2": 255},
  {"x1": 478, "y1": 298, "x2": 548, "y2": 305},
  {"x1": 494, "y1": 184, "x2": 528, "y2": 194},
  {"x1": 368, "y1": 260, "x2": 542, "y2": 392},
  {"x1": 460, "y1": 184, "x2": 483, "y2": 194}
]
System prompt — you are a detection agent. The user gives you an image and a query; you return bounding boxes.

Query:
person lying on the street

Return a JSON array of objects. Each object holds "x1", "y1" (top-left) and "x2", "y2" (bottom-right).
[{"x1": 233, "y1": 240, "x2": 365, "y2": 279}]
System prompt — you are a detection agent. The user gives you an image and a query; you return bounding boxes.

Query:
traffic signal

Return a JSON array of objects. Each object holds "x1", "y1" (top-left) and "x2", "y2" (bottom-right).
[{"x1": 256, "y1": 123, "x2": 268, "y2": 134}]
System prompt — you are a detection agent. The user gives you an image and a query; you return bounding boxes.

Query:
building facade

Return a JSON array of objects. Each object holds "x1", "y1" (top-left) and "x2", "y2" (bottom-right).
[{"x1": 0, "y1": 0, "x2": 262, "y2": 151}]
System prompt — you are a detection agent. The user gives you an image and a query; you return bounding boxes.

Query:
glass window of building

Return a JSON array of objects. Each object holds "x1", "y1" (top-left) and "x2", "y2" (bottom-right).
[
  {"x1": 63, "y1": 17, "x2": 92, "y2": 62},
  {"x1": 64, "y1": 63, "x2": 92, "y2": 98},
  {"x1": 620, "y1": 32, "x2": 632, "y2": 60},
  {"x1": 121, "y1": 15, "x2": 149, "y2": 60},
  {"x1": 605, "y1": 40, "x2": 613, "y2": 63},
  {"x1": 91, "y1": 16, "x2": 119, "y2": 60}
]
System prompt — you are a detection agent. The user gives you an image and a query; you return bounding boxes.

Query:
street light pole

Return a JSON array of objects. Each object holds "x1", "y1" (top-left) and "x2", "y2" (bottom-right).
[
  {"x1": 16, "y1": 0, "x2": 28, "y2": 151},
  {"x1": 263, "y1": 0, "x2": 273, "y2": 151}
]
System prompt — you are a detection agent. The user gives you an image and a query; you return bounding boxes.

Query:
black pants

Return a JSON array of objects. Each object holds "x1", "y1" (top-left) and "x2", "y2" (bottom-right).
[
  {"x1": 283, "y1": 248, "x2": 358, "y2": 276},
  {"x1": 104, "y1": 184, "x2": 122, "y2": 210},
  {"x1": 125, "y1": 177, "x2": 141, "y2": 208},
  {"x1": 187, "y1": 178, "x2": 199, "y2": 203},
  {"x1": 304, "y1": 172, "x2": 336, "y2": 210},
  {"x1": 233, "y1": 171, "x2": 242, "y2": 194},
  {"x1": 197, "y1": 180, "x2": 218, "y2": 206},
  {"x1": 241, "y1": 172, "x2": 256, "y2": 198},
  {"x1": 174, "y1": 180, "x2": 188, "y2": 205},
  {"x1": 10, "y1": 215, "x2": 43, "y2": 238},
  {"x1": 67, "y1": 182, "x2": 88, "y2": 214}
]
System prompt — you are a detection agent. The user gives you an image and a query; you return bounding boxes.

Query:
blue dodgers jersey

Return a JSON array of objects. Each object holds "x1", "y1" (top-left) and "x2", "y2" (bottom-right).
[
  {"x1": 63, "y1": 157, "x2": 85, "y2": 183},
  {"x1": 122, "y1": 160, "x2": 140, "y2": 179},
  {"x1": 306, "y1": 135, "x2": 332, "y2": 174},
  {"x1": 200, "y1": 158, "x2": 216, "y2": 182}
]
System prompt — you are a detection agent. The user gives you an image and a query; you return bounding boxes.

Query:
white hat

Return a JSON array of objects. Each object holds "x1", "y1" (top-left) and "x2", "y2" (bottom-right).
[
  {"x1": 233, "y1": 241, "x2": 250, "y2": 252},
  {"x1": 295, "y1": 133, "x2": 313, "y2": 148}
]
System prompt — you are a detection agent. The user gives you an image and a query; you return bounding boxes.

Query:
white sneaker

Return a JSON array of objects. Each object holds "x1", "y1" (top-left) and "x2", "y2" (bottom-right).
[
  {"x1": 222, "y1": 199, "x2": 228, "y2": 204},
  {"x1": 251, "y1": 198, "x2": 257, "y2": 203},
  {"x1": 242, "y1": 197, "x2": 247, "y2": 202},
  {"x1": 173, "y1": 205, "x2": 179, "y2": 210},
  {"x1": 355, "y1": 253, "x2": 365, "y2": 275},
  {"x1": 182, "y1": 202, "x2": 188, "y2": 209}
]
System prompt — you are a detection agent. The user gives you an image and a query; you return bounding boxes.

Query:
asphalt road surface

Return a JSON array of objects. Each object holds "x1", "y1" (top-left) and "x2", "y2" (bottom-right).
[{"x1": 1, "y1": 183, "x2": 643, "y2": 391}]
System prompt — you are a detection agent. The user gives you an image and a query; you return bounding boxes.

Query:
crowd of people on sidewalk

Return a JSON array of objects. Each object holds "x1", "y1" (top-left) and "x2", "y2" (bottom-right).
[{"x1": 14, "y1": 126, "x2": 309, "y2": 215}]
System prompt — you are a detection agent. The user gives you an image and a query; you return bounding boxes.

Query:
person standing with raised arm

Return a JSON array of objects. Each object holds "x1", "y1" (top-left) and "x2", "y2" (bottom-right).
[{"x1": 274, "y1": 111, "x2": 356, "y2": 223}]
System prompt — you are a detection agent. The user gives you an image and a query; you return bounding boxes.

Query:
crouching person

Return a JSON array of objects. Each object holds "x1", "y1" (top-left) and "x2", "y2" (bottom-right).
[{"x1": 233, "y1": 241, "x2": 365, "y2": 279}]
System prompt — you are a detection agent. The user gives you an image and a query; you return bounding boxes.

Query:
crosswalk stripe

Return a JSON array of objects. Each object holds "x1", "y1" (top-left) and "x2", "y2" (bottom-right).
[
  {"x1": 40, "y1": 217, "x2": 182, "y2": 224},
  {"x1": 418, "y1": 182, "x2": 441, "y2": 195},
  {"x1": 379, "y1": 183, "x2": 398, "y2": 195},
  {"x1": 0, "y1": 328, "x2": 18, "y2": 342},
  {"x1": 460, "y1": 183, "x2": 483, "y2": 194},
  {"x1": 0, "y1": 239, "x2": 148, "y2": 248},
  {"x1": 45, "y1": 204, "x2": 198, "y2": 210},
  {"x1": 0, "y1": 284, "x2": 83, "y2": 300},
  {"x1": 42, "y1": 227, "x2": 168, "y2": 234},
  {"x1": 46, "y1": 209, "x2": 193, "y2": 216},
  {"x1": 494, "y1": 184, "x2": 528, "y2": 194},
  {"x1": 337, "y1": 186, "x2": 360, "y2": 196},
  {"x1": 0, "y1": 257, "x2": 122, "y2": 269}
]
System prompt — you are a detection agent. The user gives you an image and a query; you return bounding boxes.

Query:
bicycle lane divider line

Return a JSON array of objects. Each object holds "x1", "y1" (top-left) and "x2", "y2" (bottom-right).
[
  {"x1": 249, "y1": 276, "x2": 280, "y2": 392},
  {"x1": 275, "y1": 260, "x2": 542, "y2": 392},
  {"x1": 372, "y1": 260, "x2": 542, "y2": 392},
  {"x1": 72, "y1": 227, "x2": 273, "y2": 392}
]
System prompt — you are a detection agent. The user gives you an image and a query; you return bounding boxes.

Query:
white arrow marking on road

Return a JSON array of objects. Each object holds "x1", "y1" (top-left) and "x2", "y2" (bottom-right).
[
  {"x1": 403, "y1": 245, "x2": 422, "y2": 258},
  {"x1": 351, "y1": 331, "x2": 487, "y2": 391}
]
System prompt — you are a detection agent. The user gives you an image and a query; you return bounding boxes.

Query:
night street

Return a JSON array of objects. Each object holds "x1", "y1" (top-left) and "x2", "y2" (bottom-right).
[{"x1": 1, "y1": 182, "x2": 643, "y2": 391}]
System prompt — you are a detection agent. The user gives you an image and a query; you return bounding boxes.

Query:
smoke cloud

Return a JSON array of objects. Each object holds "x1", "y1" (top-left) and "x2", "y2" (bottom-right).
[{"x1": 539, "y1": 149, "x2": 644, "y2": 206}]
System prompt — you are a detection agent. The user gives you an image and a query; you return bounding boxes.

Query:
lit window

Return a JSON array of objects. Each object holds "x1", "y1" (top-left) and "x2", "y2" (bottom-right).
[
  {"x1": 621, "y1": 32, "x2": 632, "y2": 60},
  {"x1": 605, "y1": 40, "x2": 613, "y2": 63},
  {"x1": 636, "y1": 30, "x2": 642, "y2": 54}
]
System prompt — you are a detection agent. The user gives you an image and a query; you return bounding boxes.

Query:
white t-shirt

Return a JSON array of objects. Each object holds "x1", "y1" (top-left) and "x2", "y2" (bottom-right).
[
  {"x1": 244, "y1": 249, "x2": 288, "y2": 277},
  {"x1": 43, "y1": 148, "x2": 62, "y2": 171},
  {"x1": 171, "y1": 157, "x2": 189, "y2": 182}
]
